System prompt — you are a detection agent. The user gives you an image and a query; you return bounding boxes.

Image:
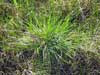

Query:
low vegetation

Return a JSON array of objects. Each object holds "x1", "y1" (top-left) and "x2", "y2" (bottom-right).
[{"x1": 0, "y1": 0, "x2": 100, "y2": 75}]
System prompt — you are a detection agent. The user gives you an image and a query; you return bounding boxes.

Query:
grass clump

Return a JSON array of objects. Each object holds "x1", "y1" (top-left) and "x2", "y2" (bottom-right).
[{"x1": 0, "y1": 0, "x2": 100, "y2": 75}]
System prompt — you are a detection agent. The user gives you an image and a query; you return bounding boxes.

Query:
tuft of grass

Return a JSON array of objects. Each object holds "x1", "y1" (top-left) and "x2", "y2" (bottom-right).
[{"x1": 0, "y1": 0, "x2": 100, "y2": 75}]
